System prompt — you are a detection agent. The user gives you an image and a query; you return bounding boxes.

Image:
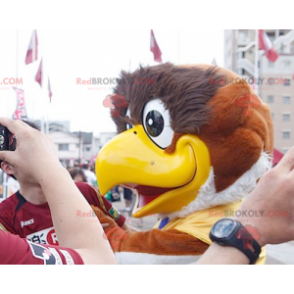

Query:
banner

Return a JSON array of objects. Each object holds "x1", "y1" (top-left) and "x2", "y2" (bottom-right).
[
  {"x1": 48, "y1": 77, "x2": 52, "y2": 102},
  {"x1": 25, "y1": 30, "x2": 38, "y2": 64},
  {"x1": 12, "y1": 87, "x2": 28, "y2": 120},
  {"x1": 35, "y1": 59, "x2": 43, "y2": 87},
  {"x1": 150, "y1": 30, "x2": 162, "y2": 63}
]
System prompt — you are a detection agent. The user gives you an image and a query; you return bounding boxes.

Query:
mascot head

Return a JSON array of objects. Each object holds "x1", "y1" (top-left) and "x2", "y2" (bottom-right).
[{"x1": 96, "y1": 63, "x2": 273, "y2": 219}]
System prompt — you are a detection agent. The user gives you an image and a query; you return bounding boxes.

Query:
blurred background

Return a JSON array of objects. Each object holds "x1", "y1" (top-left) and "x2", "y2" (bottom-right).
[{"x1": 0, "y1": 29, "x2": 225, "y2": 171}]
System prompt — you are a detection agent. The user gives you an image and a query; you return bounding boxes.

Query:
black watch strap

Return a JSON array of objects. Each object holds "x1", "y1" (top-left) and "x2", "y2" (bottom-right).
[{"x1": 209, "y1": 219, "x2": 261, "y2": 264}]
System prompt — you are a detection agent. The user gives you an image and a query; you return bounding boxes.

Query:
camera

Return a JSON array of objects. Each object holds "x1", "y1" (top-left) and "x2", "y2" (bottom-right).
[{"x1": 0, "y1": 126, "x2": 10, "y2": 151}]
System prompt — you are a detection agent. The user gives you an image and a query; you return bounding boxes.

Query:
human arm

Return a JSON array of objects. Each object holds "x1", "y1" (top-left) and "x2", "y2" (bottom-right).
[
  {"x1": 0, "y1": 118, "x2": 115, "y2": 264},
  {"x1": 198, "y1": 146, "x2": 294, "y2": 264}
]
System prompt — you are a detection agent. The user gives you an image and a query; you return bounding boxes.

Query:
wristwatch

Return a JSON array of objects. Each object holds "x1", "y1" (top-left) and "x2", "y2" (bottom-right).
[{"x1": 209, "y1": 218, "x2": 261, "y2": 264}]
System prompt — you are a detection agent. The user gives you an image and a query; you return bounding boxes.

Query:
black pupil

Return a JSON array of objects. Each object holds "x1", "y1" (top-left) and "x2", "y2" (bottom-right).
[{"x1": 145, "y1": 110, "x2": 164, "y2": 137}]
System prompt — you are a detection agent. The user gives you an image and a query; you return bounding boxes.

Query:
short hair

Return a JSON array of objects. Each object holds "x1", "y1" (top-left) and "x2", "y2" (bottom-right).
[
  {"x1": 68, "y1": 168, "x2": 87, "y2": 182},
  {"x1": 82, "y1": 163, "x2": 89, "y2": 170}
]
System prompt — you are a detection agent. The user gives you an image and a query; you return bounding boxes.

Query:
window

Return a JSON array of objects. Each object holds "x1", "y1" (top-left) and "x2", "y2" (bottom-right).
[
  {"x1": 291, "y1": 41, "x2": 294, "y2": 53},
  {"x1": 283, "y1": 114, "x2": 291, "y2": 122},
  {"x1": 268, "y1": 61, "x2": 275, "y2": 68},
  {"x1": 282, "y1": 131, "x2": 290, "y2": 139},
  {"x1": 282, "y1": 60, "x2": 291, "y2": 68},
  {"x1": 267, "y1": 95, "x2": 274, "y2": 103},
  {"x1": 267, "y1": 32, "x2": 275, "y2": 42},
  {"x1": 237, "y1": 52, "x2": 243, "y2": 59},
  {"x1": 86, "y1": 147, "x2": 91, "y2": 152},
  {"x1": 283, "y1": 96, "x2": 291, "y2": 104},
  {"x1": 239, "y1": 31, "x2": 249, "y2": 38},
  {"x1": 58, "y1": 144, "x2": 69, "y2": 151},
  {"x1": 283, "y1": 79, "x2": 291, "y2": 86},
  {"x1": 238, "y1": 31, "x2": 249, "y2": 44}
]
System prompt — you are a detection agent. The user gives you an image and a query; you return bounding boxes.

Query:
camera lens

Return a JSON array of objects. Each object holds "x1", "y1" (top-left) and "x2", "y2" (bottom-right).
[{"x1": 0, "y1": 135, "x2": 4, "y2": 146}]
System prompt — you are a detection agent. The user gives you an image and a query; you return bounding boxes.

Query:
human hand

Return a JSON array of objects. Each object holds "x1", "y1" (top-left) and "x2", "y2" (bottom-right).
[
  {"x1": 235, "y1": 146, "x2": 294, "y2": 246},
  {"x1": 0, "y1": 118, "x2": 60, "y2": 182}
]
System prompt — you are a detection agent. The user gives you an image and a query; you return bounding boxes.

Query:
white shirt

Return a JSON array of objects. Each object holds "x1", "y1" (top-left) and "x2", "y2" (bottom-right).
[{"x1": 83, "y1": 169, "x2": 96, "y2": 186}]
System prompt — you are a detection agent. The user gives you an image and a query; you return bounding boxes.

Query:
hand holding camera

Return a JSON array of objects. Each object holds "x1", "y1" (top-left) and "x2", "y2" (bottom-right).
[
  {"x1": 0, "y1": 125, "x2": 10, "y2": 151},
  {"x1": 0, "y1": 118, "x2": 61, "y2": 182}
]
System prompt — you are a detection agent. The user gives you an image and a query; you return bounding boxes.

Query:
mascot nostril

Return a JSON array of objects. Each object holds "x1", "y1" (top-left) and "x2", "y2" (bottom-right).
[{"x1": 96, "y1": 62, "x2": 273, "y2": 264}]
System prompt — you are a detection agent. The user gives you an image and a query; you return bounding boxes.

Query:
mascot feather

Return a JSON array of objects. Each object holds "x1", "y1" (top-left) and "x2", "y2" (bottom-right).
[{"x1": 95, "y1": 63, "x2": 273, "y2": 264}]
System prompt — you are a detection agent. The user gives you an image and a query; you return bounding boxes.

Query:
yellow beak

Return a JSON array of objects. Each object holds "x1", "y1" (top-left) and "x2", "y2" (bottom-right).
[{"x1": 96, "y1": 125, "x2": 211, "y2": 217}]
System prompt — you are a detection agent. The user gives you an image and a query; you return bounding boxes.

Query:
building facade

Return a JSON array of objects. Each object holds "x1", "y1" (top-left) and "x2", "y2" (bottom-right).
[
  {"x1": 99, "y1": 132, "x2": 117, "y2": 148},
  {"x1": 224, "y1": 29, "x2": 294, "y2": 153},
  {"x1": 35, "y1": 120, "x2": 103, "y2": 167}
]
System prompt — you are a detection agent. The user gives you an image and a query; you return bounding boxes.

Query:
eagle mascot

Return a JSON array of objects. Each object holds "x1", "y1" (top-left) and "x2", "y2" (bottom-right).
[{"x1": 94, "y1": 63, "x2": 273, "y2": 264}]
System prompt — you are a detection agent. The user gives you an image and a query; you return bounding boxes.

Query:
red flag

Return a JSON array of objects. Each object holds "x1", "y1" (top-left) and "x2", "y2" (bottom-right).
[
  {"x1": 48, "y1": 77, "x2": 53, "y2": 102},
  {"x1": 273, "y1": 148, "x2": 284, "y2": 166},
  {"x1": 35, "y1": 59, "x2": 42, "y2": 87},
  {"x1": 12, "y1": 87, "x2": 28, "y2": 120},
  {"x1": 150, "y1": 30, "x2": 162, "y2": 63},
  {"x1": 25, "y1": 30, "x2": 38, "y2": 64},
  {"x1": 258, "y1": 30, "x2": 279, "y2": 62}
]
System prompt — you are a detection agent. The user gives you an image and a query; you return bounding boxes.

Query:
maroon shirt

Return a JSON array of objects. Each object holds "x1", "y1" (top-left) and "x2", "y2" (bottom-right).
[
  {"x1": 0, "y1": 182, "x2": 125, "y2": 245},
  {"x1": 0, "y1": 230, "x2": 83, "y2": 264}
]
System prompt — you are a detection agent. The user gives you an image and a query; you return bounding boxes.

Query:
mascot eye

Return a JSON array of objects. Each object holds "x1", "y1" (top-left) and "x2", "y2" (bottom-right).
[
  {"x1": 126, "y1": 108, "x2": 133, "y2": 130},
  {"x1": 126, "y1": 123, "x2": 133, "y2": 130},
  {"x1": 145, "y1": 110, "x2": 164, "y2": 136},
  {"x1": 143, "y1": 99, "x2": 174, "y2": 149}
]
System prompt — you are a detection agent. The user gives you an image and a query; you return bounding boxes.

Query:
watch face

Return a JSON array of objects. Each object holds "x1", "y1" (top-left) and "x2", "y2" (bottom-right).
[{"x1": 211, "y1": 219, "x2": 236, "y2": 238}]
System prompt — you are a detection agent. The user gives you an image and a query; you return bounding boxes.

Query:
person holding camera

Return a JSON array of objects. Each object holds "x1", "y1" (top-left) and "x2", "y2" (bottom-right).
[
  {"x1": 0, "y1": 118, "x2": 116, "y2": 264},
  {"x1": 0, "y1": 120, "x2": 126, "y2": 246}
]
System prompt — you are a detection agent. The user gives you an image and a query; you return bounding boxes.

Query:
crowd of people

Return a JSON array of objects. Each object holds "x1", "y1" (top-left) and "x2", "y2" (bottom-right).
[
  {"x1": 2, "y1": 119, "x2": 135, "y2": 217},
  {"x1": 0, "y1": 117, "x2": 294, "y2": 264},
  {"x1": 67, "y1": 167, "x2": 136, "y2": 219}
]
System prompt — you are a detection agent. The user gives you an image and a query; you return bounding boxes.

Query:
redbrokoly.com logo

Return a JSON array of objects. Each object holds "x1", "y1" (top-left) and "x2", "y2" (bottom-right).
[
  {"x1": 103, "y1": 94, "x2": 128, "y2": 117},
  {"x1": 235, "y1": 93, "x2": 261, "y2": 117},
  {"x1": 235, "y1": 225, "x2": 261, "y2": 249}
]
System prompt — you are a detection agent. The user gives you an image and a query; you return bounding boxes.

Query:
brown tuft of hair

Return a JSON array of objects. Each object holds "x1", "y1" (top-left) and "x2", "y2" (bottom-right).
[{"x1": 112, "y1": 63, "x2": 229, "y2": 135}]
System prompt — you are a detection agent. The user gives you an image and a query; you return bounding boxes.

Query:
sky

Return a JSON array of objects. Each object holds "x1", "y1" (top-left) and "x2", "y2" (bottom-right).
[{"x1": 0, "y1": 29, "x2": 224, "y2": 134}]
